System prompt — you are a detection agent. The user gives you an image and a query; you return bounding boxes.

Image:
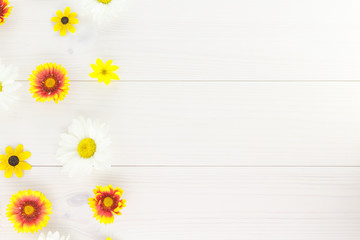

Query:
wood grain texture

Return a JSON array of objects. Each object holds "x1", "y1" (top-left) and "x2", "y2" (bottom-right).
[
  {"x1": 1, "y1": 167, "x2": 360, "y2": 240},
  {"x1": 3, "y1": 0, "x2": 360, "y2": 80},
  {"x1": 1, "y1": 82, "x2": 360, "y2": 166}
]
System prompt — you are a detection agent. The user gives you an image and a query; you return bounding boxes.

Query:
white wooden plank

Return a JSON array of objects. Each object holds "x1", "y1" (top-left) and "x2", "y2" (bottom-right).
[
  {"x1": 0, "y1": 167, "x2": 359, "y2": 240},
  {"x1": 1, "y1": 82, "x2": 360, "y2": 166},
  {"x1": 2, "y1": 0, "x2": 360, "y2": 80}
]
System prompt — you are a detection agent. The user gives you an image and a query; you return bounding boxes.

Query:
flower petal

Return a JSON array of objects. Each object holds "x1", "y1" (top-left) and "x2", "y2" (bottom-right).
[
  {"x1": 51, "y1": 17, "x2": 60, "y2": 22},
  {"x1": 5, "y1": 146, "x2": 13, "y2": 156},
  {"x1": 60, "y1": 25, "x2": 67, "y2": 36},
  {"x1": 5, "y1": 166, "x2": 13, "y2": 178},
  {"x1": 69, "y1": 12, "x2": 77, "y2": 18},
  {"x1": 69, "y1": 17, "x2": 79, "y2": 24},
  {"x1": 96, "y1": 58, "x2": 104, "y2": 68},
  {"x1": 19, "y1": 151, "x2": 31, "y2": 161},
  {"x1": 64, "y1": 7, "x2": 71, "y2": 16},
  {"x1": 110, "y1": 73, "x2": 120, "y2": 80},
  {"x1": 14, "y1": 144, "x2": 23, "y2": 155},
  {"x1": 66, "y1": 23, "x2": 76, "y2": 33},
  {"x1": 54, "y1": 22, "x2": 62, "y2": 31},
  {"x1": 109, "y1": 65, "x2": 119, "y2": 71},
  {"x1": 18, "y1": 161, "x2": 32, "y2": 170},
  {"x1": 0, "y1": 162, "x2": 7, "y2": 170},
  {"x1": 89, "y1": 72, "x2": 99, "y2": 78},
  {"x1": 14, "y1": 166, "x2": 23, "y2": 178},
  {"x1": 56, "y1": 10, "x2": 63, "y2": 18},
  {"x1": 105, "y1": 60, "x2": 113, "y2": 67}
]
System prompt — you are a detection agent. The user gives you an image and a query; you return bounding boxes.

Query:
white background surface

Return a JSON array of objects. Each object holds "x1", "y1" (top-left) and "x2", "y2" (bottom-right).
[{"x1": 1, "y1": 0, "x2": 360, "y2": 239}]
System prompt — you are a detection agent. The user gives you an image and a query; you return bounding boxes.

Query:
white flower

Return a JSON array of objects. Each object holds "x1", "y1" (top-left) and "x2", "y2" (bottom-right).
[
  {"x1": 57, "y1": 117, "x2": 111, "y2": 177},
  {"x1": 38, "y1": 231, "x2": 70, "y2": 240},
  {"x1": 81, "y1": 0, "x2": 125, "y2": 24},
  {"x1": 0, "y1": 60, "x2": 20, "y2": 111}
]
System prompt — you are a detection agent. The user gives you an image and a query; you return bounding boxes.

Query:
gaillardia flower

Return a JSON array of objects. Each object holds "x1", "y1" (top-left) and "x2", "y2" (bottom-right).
[
  {"x1": 51, "y1": 7, "x2": 78, "y2": 36},
  {"x1": 7, "y1": 190, "x2": 52, "y2": 233},
  {"x1": 57, "y1": 117, "x2": 111, "y2": 177},
  {"x1": 38, "y1": 231, "x2": 70, "y2": 240},
  {"x1": 81, "y1": 0, "x2": 125, "y2": 24},
  {"x1": 90, "y1": 58, "x2": 119, "y2": 85},
  {"x1": 0, "y1": 0, "x2": 12, "y2": 25},
  {"x1": 29, "y1": 63, "x2": 70, "y2": 103},
  {"x1": 0, "y1": 144, "x2": 32, "y2": 178},
  {"x1": 89, "y1": 185, "x2": 126, "y2": 224},
  {"x1": 0, "y1": 59, "x2": 21, "y2": 111}
]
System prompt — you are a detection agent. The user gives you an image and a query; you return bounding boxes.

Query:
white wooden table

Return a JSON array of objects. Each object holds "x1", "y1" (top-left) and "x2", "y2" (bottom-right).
[{"x1": 1, "y1": 0, "x2": 360, "y2": 239}]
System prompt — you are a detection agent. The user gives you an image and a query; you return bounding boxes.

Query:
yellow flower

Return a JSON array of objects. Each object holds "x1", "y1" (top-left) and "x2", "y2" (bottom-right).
[
  {"x1": 90, "y1": 59, "x2": 120, "y2": 85},
  {"x1": 89, "y1": 185, "x2": 126, "y2": 224},
  {"x1": 0, "y1": 0, "x2": 12, "y2": 26},
  {"x1": 29, "y1": 63, "x2": 70, "y2": 103},
  {"x1": 106, "y1": 238, "x2": 112, "y2": 240},
  {"x1": 51, "y1": 7, "x2": 78, "y2": 36},
  {"x1": 7, "y1": 190, "x2": 52, "y2": 233},
  {"x1": 0, "y1": 144, "x2": 32, "y2": 178}
]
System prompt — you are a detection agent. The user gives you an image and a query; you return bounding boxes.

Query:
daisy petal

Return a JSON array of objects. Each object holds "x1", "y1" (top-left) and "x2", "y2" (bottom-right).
[
  {"x1": 109, "y1": 65, "x2": 119, "y2": 71},
  {"x1": 0, "y1": 162, "x2": 7, "y2": 170},
  {"x1": 89, "y1": 72, "x2": 98, "y2": 78}
]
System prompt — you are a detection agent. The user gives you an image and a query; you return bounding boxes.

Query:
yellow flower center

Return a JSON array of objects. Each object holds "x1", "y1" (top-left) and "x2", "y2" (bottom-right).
[
  {"x1": 77, "y1": 138, "x2": 96, "y2": 158},
  {"x1": 45, "y1": 77, "x2": 56, "y2": 88},
  {"x1": 102, "y1": 69, "x2": 108, "y2": 75},
  {"x1": 0, "y1": 82, "x2": 2, "y2": 92},
  {"x1": 103, "y1": 197, "x2": 114, "y2": 208},
  {"x1": 24, "y1": 205, "x2": 35, "y2": 215},
  {"x1": 98, "y1": 0, "x2": 112, "y2": 4}
]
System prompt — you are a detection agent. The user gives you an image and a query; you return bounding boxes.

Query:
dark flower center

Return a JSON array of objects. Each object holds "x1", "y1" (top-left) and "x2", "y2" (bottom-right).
[
  {"x1": 8, "y1": 156, "x2": 19, "y2": 166},
  {"x1": 61, "y1": 16, "x2": 69, "y2": 24}
]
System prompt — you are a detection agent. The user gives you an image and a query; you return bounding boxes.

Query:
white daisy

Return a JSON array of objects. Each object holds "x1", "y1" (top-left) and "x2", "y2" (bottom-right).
[
  {"x1": 57, "y1": 117, "x2": 111, "y2": 177},
  {"x1": 81, "y1": 0, "x2": 125, "y2": 24},
  {"x1": 0, "y1": 60, "x2": 20, "y2": 111},
  {"x1": 38, "y1": 231, "x2": 70, "y2": 240}
]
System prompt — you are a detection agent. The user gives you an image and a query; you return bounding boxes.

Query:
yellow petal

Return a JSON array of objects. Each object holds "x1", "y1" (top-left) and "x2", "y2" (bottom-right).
[
  {"x1": 5, "y1": 146, "x2": 13, "y2": 156},
  {"x1": 110, "y1": 73, "x2": 120, "y2": 80},
  {"x1": 14, "y1": 144, "x2": 23, "y2": 155},
  {"x1": 0, "y1": 155, "x2": 7, "y2": 162},
  {"x1": 19, "y1": 151, "x2": 31, "y2": 161},
  {"x1": 105, "y1": 60, "x2": 113, "y2": 67},
  {"x1": 51, "y1": 17, "x2": 60, "y2": 22},
  {"x1": 69, "y1": 12, "x2": 77, "y2": 18},
  {"x1": 109, "y1": 65, "x2": 119, "y2": 71},
  {"x1": 5, "y1": 166, "x2": 13, "y2": 178},
  {"x1": 19, "y1": 162, "x2": 32, "y2": 170},
  {"x1": 66, "y1": 23, "x2": 76, "y2": 33},
  {"x1": 64, "y1": 7, "x2": 71, "y2": 16},
  {"x1": 14, "y1": 166, "x2": 23, "y2": 178},
  {"x1": 91, "y1": 64, "x2": 99, "y2": 71},
  {"x1": 0, "y1": 162, "x2": 7, "y2": 170},
  {"x1": 54, "y1": 22, "x2": 62, "y2": 32},
  {"x1": 96, "y1": 58, "x2": 104, "y2": 68},
  {"x1": 89, "y1": 72, "x2": 99, "y2": 78},
  {"x1": 60, "y1": 25, "x2": 67, "y2": 36},
  {"x1": 69, "y1": 17, "x2": 79, "y2": 24},
  {"x1": 56, "y1": 10, "x2": 63, "y2": 18},
  {"x1": 104, "y1": 78, "x2": 112, "y2": 85}
]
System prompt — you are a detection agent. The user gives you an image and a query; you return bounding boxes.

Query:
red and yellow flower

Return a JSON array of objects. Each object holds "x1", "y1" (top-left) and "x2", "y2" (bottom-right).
[
  {"x1": 6, "y1": 190, "x2": 52, "y2": 233},
  {"x1": 89, "y1": 185, "x2": 126, "y2": 224},
  {"x1": 29, "y1": 63, "x2": 70, "y2": 103},
  {"x1": 0, "y1": 0, "x2": 12, "y2": 26}
]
